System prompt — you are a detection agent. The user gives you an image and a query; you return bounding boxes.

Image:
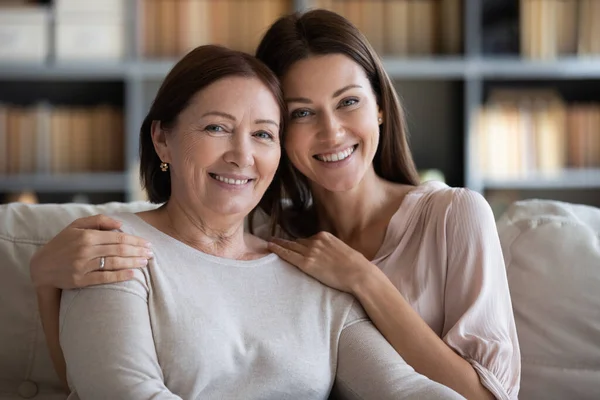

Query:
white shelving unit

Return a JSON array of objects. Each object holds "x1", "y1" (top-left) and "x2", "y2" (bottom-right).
[{"x1": 1, "y1": 0, "x2": 599, "y2": 206}]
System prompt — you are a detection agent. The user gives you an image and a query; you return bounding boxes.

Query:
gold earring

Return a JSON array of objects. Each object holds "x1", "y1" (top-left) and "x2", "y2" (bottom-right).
[{"x1": 160, "y1": 162, "x2": 169, "y2": 172}]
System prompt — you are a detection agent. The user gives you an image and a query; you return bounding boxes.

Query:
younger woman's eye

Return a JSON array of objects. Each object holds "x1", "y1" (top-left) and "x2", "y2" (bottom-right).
[
  {"x1": 254, "y1": 131, "x2": 274, "y2": 140},
  {"x1": 340, "y1": 98, "x2": 358, "y2": 107},
  {"x1": 290, "y1": 109, "x2": 312, "y2": 119}
]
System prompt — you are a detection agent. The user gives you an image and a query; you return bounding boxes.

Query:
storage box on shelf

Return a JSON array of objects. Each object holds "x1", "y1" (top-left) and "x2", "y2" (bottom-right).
[
  {"x1": 0, "y1": 5, "x2": 50, "y2": 64},
  {"x1": 54, "y1": 0, "x2": 127, "y2": 61}
]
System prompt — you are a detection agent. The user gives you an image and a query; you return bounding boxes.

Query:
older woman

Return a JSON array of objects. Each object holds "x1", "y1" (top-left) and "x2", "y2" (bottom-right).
[{"x1": 51, "y1": 45, "x2": 462, "y2": 399}]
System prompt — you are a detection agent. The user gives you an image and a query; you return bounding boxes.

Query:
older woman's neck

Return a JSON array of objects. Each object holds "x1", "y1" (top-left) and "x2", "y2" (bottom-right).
[{"x1": 159, "y1": 200, "x2": 249, "y2": 260}]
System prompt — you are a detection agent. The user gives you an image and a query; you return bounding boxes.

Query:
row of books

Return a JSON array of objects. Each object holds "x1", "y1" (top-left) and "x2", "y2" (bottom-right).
[
  {"x1": 142, "y1": 0, "x2": 462, "y2": 58},
  {"x1": 474, "y1": 89, "x2": 600, "y2": 180},
  {"x1": 520, "y1": 0, "x2": 600, "y2": 59},
  {"x1": 142, "y1": 0, "x2": 293, "y2": 57},
  {"x1": 0, "y1": 104, "x2": 125, "y2": 175},
  {"x1": 315, "y1": 0, "x2": 462, "y2": 55}
]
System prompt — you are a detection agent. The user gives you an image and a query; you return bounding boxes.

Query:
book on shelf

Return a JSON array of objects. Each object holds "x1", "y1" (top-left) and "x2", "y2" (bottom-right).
[
  {"x1": 474, "y1": 88, "x2": 600, "y2": 181},
  {"x1": 313, "y1": 0, "x2": 462, "y2": 56},
  {"x1": 0, "y1": 104, "x2": 124, "y2": 176},
  {"x1": 520, "y1": 0, "x2": 600, "y2": 59},
  {"x1": 142, "y1": 0, "x2": 293, "y2": 58}
]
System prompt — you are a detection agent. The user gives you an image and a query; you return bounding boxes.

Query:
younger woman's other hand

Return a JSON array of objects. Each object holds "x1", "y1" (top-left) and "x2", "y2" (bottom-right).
[
  {"x1": 30, "y1": 214, "x2": 153, "y2": 289},
  {"x1": 268, "y1": 232, "x2": 375, "y2": 294}
]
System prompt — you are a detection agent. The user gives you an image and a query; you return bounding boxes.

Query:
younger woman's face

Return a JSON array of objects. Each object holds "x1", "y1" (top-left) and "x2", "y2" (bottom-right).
[{"x1": 281, "y1": 54, "x2": 382, "y2": 192}]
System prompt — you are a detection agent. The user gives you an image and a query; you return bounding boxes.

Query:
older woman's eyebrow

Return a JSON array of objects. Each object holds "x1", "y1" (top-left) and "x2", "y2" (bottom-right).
[
  {"x1": 199, "y1": 111, "x2": 278, "y2": 128},
  {"x1": 255, "y1": 119, "x2": 279, "y2": 127},
  {"x1": 201, "y1": 111, "x2": 236, "y2": 120}
]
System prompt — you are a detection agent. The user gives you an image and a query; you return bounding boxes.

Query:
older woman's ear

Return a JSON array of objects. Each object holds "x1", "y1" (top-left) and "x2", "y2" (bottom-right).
[{"x1": 150, "y1": 120, "x2": 171, "y2": 165}]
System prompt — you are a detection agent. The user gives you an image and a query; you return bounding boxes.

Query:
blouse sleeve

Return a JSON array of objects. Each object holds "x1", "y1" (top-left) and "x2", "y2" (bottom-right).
[{"x1": 442, "y1": 189, "x2": 521, "y2": 400}]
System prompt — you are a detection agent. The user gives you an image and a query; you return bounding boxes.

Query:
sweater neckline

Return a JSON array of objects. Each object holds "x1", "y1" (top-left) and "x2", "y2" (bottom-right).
[{"x1": 120, "y1": 212, "x2": 280, "y2": 268}]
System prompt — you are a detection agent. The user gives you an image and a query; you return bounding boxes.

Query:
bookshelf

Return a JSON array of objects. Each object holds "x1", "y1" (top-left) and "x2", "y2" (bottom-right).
[{"x1": 0, "y1": 0, "x2": 599, "y2": 212}]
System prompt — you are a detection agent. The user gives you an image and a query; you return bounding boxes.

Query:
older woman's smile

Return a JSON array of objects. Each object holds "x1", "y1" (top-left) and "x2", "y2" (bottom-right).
[{"x1": 209, "y1": 172, "x2": 254, "y2": 187}]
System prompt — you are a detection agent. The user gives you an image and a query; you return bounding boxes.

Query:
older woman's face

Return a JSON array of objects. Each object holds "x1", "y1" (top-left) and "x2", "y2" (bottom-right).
[{"x1": 154, "y1": 76, "x2": 281, "y2": 218}]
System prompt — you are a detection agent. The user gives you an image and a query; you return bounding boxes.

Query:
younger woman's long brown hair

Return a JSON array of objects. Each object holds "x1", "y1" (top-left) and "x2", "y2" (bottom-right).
[{"x1": 252, "y1": 9, "x2": 420, "y2": 238}]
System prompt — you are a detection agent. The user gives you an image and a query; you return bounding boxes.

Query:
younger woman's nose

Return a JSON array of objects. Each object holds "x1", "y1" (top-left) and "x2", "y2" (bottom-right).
[{"x1": 318, "y1": 113, "x2": 344, "y2": 141}]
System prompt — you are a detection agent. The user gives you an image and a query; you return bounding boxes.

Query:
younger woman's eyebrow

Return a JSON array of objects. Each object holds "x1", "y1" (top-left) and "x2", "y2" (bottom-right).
[
  {"x1": 333, "y1": 84, "x2": 362, "y2": 98},
  {"x1": 285, "y1": 84, "x2": 363, "y2": 104},
  {"x1": 285, "y1": 96, "x2": 312, "y2": 104}
]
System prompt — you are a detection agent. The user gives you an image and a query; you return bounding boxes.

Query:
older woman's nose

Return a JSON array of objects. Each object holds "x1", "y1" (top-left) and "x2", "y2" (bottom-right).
[{"x1": 223, "y1": 137, "x2": 254, "y2": 168}]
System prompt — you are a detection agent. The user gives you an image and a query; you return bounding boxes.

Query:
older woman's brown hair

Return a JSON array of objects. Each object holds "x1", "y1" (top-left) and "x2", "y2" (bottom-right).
[
  {"x1": 252, "y1": 9, "x2": 420, "y2": 238},
  {"x1": 139, "y1": 45, "x2": 286, "y2": 225}
]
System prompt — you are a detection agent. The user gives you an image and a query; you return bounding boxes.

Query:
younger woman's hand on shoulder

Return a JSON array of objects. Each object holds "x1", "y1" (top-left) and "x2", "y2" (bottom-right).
[
  {"x1": 30, "y1": 214, "x2": 153, "y2": 289},
  {"x1": 268, "y1": 232, "x2": 375, "y2": 294}
]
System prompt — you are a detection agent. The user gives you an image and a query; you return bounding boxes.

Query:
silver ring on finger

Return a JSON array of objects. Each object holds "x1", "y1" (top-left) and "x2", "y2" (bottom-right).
[{"x1": 99, "y1": 257, "x2": 105, "y2": 270}]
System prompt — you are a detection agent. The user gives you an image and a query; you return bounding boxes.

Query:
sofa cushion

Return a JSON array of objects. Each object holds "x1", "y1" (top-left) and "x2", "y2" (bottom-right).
[
  {"x1": 497, "y1": 200, "x2": 600, "y2": 400},
  {"x1": 0, "y1": 201, "x2": 157, "y2": 400}
]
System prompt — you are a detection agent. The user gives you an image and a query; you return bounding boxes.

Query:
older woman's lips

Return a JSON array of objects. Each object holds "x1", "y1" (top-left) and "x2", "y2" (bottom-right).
[{"x1": 208, "y1": 173, "x2": 254, "y2": 188}]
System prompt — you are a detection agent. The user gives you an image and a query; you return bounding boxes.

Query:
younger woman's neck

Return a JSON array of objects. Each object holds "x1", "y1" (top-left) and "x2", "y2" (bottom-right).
[
  {"x1": 154, "y1": 199, "x2": 250, "y2": 259},
  {"x1": 311, "y1": 167, "x2": 389, "y2": 241}
]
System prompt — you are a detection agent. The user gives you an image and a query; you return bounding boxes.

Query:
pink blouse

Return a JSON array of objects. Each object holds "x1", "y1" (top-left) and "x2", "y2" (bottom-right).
[{"x1": 372, "y1": 181, "x2": 521, "y2": 400}]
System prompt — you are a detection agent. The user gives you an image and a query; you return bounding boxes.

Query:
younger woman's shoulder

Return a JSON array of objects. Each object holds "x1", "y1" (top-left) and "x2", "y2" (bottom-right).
[
  {"x1": 412, "y1": 181, "x2": 493, "y2": 219},
  {"x1": 415, "y1": 181, "x2": 488, "y2": 209}
]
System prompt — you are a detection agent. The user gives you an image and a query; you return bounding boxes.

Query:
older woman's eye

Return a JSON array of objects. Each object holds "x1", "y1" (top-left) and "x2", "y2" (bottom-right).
[
  {"x1": 254, "y1": 131, "x2": 274, "y2": 140},
  {"x1": 290, "y1": 109, "x2": 312, "y2": 119},
  {"x1": 205, "y1": 124, "x2": 224, "y2": 132}
]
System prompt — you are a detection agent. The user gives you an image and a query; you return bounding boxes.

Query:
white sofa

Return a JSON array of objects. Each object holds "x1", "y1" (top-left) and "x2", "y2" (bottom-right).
[{"x1": 0, "y1": 199, "x2": 599, "y2": 399}]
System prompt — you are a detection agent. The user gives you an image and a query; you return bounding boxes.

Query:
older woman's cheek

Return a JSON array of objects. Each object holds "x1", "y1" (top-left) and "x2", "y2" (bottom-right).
[{"x1": 257, "y1": 145, "x2": 281, "y2": 190}]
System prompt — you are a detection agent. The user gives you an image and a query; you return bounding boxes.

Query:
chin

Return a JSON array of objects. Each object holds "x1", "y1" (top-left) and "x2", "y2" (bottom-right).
[
  {"x1": 210, "y1": 202, "x2": 256, "y2": 218},
  {"x1": 318, "y1": 178, "x2": 360, "y2": 193}
]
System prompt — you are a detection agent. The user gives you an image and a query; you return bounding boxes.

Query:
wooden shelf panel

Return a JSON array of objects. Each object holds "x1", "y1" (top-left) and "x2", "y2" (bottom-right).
[
  {"x1": 0, "y1": 173, "x2": 128, "y2": 192},
  {"x1": 482, "y1": 169, "x2": 600, "y2": 190}
]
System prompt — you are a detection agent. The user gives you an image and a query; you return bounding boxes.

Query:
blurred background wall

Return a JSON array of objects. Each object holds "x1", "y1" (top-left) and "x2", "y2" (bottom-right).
[{"x1": 0, "y1": 0, "x2": 599, "y2": 217}]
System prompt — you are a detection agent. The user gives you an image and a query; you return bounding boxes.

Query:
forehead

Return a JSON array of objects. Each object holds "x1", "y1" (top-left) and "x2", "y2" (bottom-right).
[
  {"x1": 185, "y1": 76, "x2": 281, "y2": 118},
  {"x1": 281, "y1": 54, "x2": 369, "y2": 95}
]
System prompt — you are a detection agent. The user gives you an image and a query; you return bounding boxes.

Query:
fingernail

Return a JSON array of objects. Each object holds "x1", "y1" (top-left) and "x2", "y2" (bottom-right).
[
  {"x1": 146, "y1": 250, "x2": 154, "y2": 258},
  {"x1": 144, "y1": 242, "x2": 153, "y2": 248},
  {"x1": 138, "y1": 258, "x2": 148, "y2": 266}
]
